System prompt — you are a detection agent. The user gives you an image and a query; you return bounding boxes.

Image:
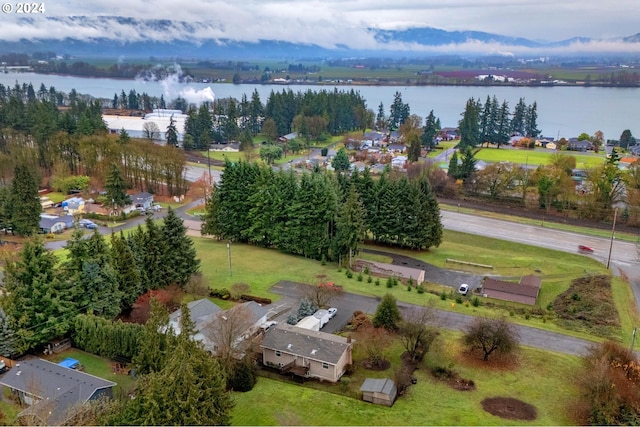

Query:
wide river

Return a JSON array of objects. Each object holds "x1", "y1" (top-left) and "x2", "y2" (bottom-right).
[{"x1": 1, "y1": 71, "x2": 638, "y2": 140}]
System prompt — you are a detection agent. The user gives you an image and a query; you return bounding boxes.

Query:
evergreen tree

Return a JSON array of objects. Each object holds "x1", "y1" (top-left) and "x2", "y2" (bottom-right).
[
  {"x1": 79, "y1": 261, "x2": 122, "y2": 319},
  {"x1": 132, "y1": 299, "x2": 172, "y2": 376},
  {"x1": 389, "y1": 91, "x2": 409, "y2": 130},
  {"x1": 458, "y1": 98, "x2": 480, "y2": 150},
  {"x1": 331, "y1": 147, "x2": 351, "y2": 171},
  {"x1": 165, "y1": 115, "x2": 179, "y2": 147},
  {"x1": 9, "y1": 163, "x2": 41, "y2": 236},
  {"x1": 161, "y1": 207, "x2": 200, "y2": 287},
  {"x1": 406, "y1": 129, "x2": 422, "y2": 162},
  {"x1": 142, "y1": 216, "x2": 168, "y2": 290},
  {"x1": 421, "y1": 110, "x2": 439, "y2": 150},
  {"x1": 458, "y1": 146, "x2": 478, "y2": 182},
  {"x1": 447, "y1": 151, "x2": 460, "y2": 179},
  {"x1": 333, "y1": 186, "x2": 366, "y2": 264},
  {"x1": 105, "y1": 163, "x2": 131, "y2": 211},
  {"x1": 0, "y1": 308, "x2": 17, "y2": 357},
  {"x1": 373, "y1": 293, "x2": 401, "y2": 330},
  {"x1": 525, "y1": 102, "x2": 541, "y2": 138},
  {"x1": 495, "y1": 100, "x2": 511, "y2": 148},
  {"x1": 511, "y1": 97, "x2": 527, "y2": 135},
  {"x1": 1, "y1": 240, "x2": 70, "y2": 352},
  {"x1": 119, "y1": 304, "x2": 232, "y2": 426},
  {"x1": 619, "y1": 129, "x2": 635, "y2": 149},
  {"x1": 110, "y1": 231, "x2": 143, "y2": 309},
  {"x1": 375, "y1": 102, "x2": 386, "y2": 129}
]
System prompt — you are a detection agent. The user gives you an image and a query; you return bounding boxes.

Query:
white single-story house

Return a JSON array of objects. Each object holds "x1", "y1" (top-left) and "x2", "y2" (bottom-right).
[
  {"x1": 0, "y1": 358, "x2": 115, "y2": 425},
  {"x1": 38, "y1": 214, "x2": 75, "y2": 234},
  {"x1": 210, "y1": 143, "x2": 240, "y2": 152},
  {"x1": 261, "y1": 323, "x2": 353, "y2": 383},
  {"x1": 131, "y1": 192, "x2": 154, "y2": 210},
  {"x1": 168, "y1": 298, "x2": 222, "y2": 343}
]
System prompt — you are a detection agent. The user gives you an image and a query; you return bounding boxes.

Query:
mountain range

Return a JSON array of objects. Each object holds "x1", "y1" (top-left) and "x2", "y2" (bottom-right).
[{"x1": 1, "y1": 16, "x2": 639, "y2": 59}]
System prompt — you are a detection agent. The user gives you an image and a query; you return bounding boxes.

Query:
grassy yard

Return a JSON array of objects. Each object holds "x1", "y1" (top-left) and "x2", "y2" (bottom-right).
[
  {"x1": 193, "y1": 230, "x2": 637, "y2": 342},
  {"x1": 232, "y1": 329, "x2": 582, "y2": 425},
  {"x1": 474, "y1": 147, "x2": 606, "y2": 169}
]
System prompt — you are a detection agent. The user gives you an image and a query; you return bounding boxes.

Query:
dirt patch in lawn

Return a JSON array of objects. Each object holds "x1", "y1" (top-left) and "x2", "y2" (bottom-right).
[
  {"x1": 481, "y1": 397, "x2": 537, "y2": 421},
  {"x1": 361, "y1": 359, "x2": 391, "y2": 371},
  {"x1": 430, "y1": 366, "x2": 476, "y2": 391}
]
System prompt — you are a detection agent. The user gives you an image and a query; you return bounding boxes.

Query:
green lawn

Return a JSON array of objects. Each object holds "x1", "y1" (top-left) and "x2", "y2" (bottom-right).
[
  {"x1": 194, "y1": 231, "x2": 633, "y2": 342},
  {"x1": 474, "y1": 147, "x2": 606, "y2": 169},
  {"x1": 232, "y1": 329, "x2": 582, "y2": 426}
]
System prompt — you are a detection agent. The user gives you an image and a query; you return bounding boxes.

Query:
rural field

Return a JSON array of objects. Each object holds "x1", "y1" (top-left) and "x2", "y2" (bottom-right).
[{"x1": 473, "y1": 147, "x2": 607, "y2": 169}]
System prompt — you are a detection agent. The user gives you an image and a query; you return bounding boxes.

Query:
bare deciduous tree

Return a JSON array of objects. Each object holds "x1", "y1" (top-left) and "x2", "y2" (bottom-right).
[
  {"x1": 142, "y1": 121, "x2": 161, "y2": 140},
  {"x1": 398, "y1": 305, "x2": 439, "y2": 362},
  {"x1": 463, "y1": 317, "x2": 519, "y2": 361},
  {"x1": 304, "y1": 282, "x2": 343, "y2": 308},
  {"x1": 358, "y1": 324, "x2": 391, "y2": 368},
  {"x1": 201, "y1": 303, "x2": 254, "y2": 368}
]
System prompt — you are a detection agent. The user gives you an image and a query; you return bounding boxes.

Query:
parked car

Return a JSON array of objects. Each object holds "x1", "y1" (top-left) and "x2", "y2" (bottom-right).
[
  {"x1": 78, "y1": 219, "x2": 97, "y2": 229},
  {"x1": 458, "y1": 284, "x2": 469, "y2": 296},
  {"x1": 260, "y1": 321, "x2": 277, "y2": 331},
  {"x1": 327, "y1": 307, "x2": 337, "y2": 318}
]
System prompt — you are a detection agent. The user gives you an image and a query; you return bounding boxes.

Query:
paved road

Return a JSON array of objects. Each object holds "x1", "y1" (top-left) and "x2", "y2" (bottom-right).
[{"x1": 268, "y1": 281, "x2": 593, "y2": 356}]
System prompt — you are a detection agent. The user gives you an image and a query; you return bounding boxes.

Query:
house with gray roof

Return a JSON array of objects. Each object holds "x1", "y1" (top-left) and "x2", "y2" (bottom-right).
[
  {"x1": 168, "y1": 298, "x2": 222, "y2": 347},
  {"x1": 0, "y1": 358, "x2": 115, "y2": 425},
  {"x1": 38, "y1": 214, "x2": 74, "y2": 234},
  {"x1": 200, "y1": 301, "x2": 268, "y2": 354},
  {"x1": 261, "y1": 323, "x2": 353, "y2": 382},
  {"x1": 131, "y1": 192, "x2": 154, "y2": 210}
]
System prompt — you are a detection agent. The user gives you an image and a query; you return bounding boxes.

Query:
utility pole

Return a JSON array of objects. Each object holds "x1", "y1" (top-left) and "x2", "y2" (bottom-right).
[
  {"x1": 226, "y1": 241, "x2": 232, "y2": 276},
  {"x1": 606, "y1": 208, "x2": 618, "y2": 269}
]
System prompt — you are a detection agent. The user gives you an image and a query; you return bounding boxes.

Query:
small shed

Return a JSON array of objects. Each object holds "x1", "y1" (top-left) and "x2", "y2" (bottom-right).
[{"x1": 360, "y1": 378, "x2": 397, "y2": 407}]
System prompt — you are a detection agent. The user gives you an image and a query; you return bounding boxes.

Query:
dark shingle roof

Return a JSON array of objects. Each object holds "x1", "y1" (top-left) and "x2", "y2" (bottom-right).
[
  {"x1": 261, "y1": 323, "x2": 351, "y2": 365},
  {"x1": 169, "y1": 298, "x2": 221, "y2": 331},
  {"x1": 0, "y1": 358, "x2": 115, "y2": 425}
]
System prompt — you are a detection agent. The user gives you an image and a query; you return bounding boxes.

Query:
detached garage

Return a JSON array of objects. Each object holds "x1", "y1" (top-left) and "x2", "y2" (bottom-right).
[{"x1": 360, "y1": 378, "x2": 397, "y2": 407}]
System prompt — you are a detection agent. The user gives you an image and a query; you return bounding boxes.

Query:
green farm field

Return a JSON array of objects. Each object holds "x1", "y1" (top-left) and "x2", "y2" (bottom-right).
[{"x1": 474, "y1": 147, "x2": 606, "y2": 169}]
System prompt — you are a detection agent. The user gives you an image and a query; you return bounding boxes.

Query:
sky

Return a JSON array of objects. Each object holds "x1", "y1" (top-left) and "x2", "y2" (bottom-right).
[{"x1": 0, "y1": 0, "x2": 638, "y2": 54}]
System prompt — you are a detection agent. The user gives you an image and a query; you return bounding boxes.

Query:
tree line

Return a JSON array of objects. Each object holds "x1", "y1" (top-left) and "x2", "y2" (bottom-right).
[
  {"x1": 458, "y1": 96, "x2": 540, "y2": 150},
  {"x1": 202, "y1": 160, "x2": 442, "y2": 261},
  {"x1": 0, "y1": 208, "x2": 199, "y2": 355}
]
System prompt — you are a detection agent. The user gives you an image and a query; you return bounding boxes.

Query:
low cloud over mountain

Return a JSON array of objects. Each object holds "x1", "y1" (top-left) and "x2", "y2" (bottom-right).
[{"x1": 1, "y1": 16, "x2": 639, "y2": 58}]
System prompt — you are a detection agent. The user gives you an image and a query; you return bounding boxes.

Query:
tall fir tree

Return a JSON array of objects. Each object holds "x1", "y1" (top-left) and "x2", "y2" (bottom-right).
[
  {"x1": 119, "y1": 304, "x2": 232, "y2": 426},
  {"x1": 161, "y1": 207, "x2": 200, "y2": 287},
  {"x1": 1, "y1": 240, "x2": 70, "y2": 352},
  {"x1": 142, "y1": 216, "x2": 168, "y2": 290},
  {"x1": 447, "y1": 151, "x2": 460, "y2": 179},
  {"x1": 110, "y1": 231, "x2": 142, "y2": 309},
  {"x1": 0, "y1": 308, "x2": 18, "y2": 358},
  {"x1": 333, "y1": 185, "x2": 366, "y2": 265},
  {"x1": 105, "y1": 163, "x2": 131, "y2": 211},
  {"x1": 421, "y1": 110, "x2": 439, "y2": 150},
  {"x1": 9, "y1": 163, "x2": 41, "y2": 236},
  {"x1": 458, "y1": 98, "x2": 480, "y2": 150},
  {"x1": 165, "y1": 115, "x2": 179, "y2": 147}
]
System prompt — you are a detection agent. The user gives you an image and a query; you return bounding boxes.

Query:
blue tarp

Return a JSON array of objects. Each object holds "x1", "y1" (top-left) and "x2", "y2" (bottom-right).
[{"x1": 58, "y1": 357, "x2": 79, "y2": 369}]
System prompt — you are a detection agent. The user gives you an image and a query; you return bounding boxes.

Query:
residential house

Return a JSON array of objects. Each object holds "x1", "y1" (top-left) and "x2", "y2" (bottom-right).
[
  {"x1": 387, "y1": 143, "x2": 405, "y2": 153},
  {"x1": 480, "y1": 274, "x2": 542, "y2": 305},
  {"x1": 439, "y1": 127, "x2": 459, "y2": 141},
  {"x1": 567, "y1": 138, "x2": 593, "y2": 152},
  {"x1": 210, "y1": 142, "x2": 240, "y2": 152},
  {"x1": 278, "y1": 132, "x2": 298, "y2": 143},
  {"x1": 619, "y1": 157, "x2": 639, "y2": 170},
  {"x1": 38, "y1": 214, "x2": 74, "y2": 234},
  {"x1": 131, "y1": 192, "x2": 154, "y2": 210},
  {"x1": 360, "y1": 378, "x2": 397, "y2": 406},
  {"x1": 61, "y1": 197, "x2": 85, "y2": 215},
  {"x1": 0, "y1": 358, "x2": 116, "y2": 425},
  {"x1": 168, "y1": 298, "x2": 222, "y2": 342},
  {"x1": 261, "y1": 323, "x2": 353, "y2": 383},
  {"x1": 391, "y1": 155, "x2": 407, "y2": 169},
  {"x1": 198, "y1": 301, "x2": 268, "y2": 354}
]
